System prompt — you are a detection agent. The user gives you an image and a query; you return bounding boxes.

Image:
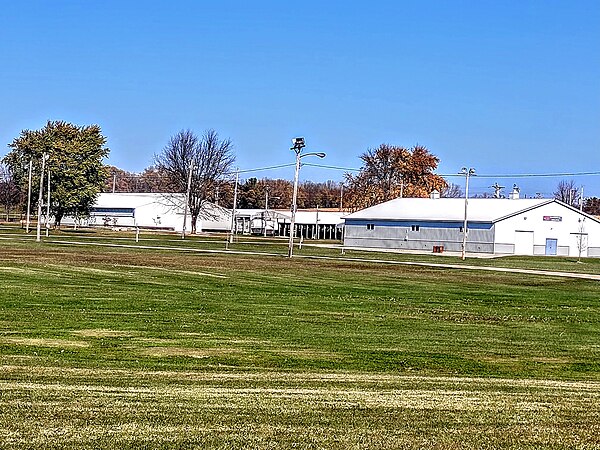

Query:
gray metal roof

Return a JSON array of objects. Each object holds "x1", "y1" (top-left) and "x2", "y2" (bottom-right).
[{"x1": 344, "y1": 197, "x2": 553, "y2": 223}]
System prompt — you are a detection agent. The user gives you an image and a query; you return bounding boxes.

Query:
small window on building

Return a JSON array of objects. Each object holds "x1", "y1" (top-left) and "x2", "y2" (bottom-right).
[
  {"x1": 411, "y1": 225, "x2": 420, "y2": 232},
  {"x1": 366, "y1": 223, "x2": 375, "y2": 231}
]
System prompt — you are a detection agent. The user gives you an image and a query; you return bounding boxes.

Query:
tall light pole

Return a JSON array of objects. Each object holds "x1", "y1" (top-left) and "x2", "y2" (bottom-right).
[
  {"x1": 181, "y1": 162, "x2": 194, "y2": 239},
  {"x1": 36, "y1": 153, "x2": 49, "y2": 242},
  {"x1": 460, "y1": 167, "x2": 476, "y2": 260},
  {"x1": 45, "y1": 166, "x2": 51, "y2": 237},
  {"x1": 287, "y1": 137, "x2": 325, "y2": 258},
  {"x1": 229, "y1": 169, "x2": 239, "y2": 243},
  {"x1": 263, "y1": 187, "x2": 270, "y2": 238},
  {"x1": 25, "y1": 159, "x2": 33, "y2": 233}
]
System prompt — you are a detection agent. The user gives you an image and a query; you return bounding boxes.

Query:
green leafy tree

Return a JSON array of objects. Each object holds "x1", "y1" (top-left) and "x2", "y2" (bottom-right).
[{"x1": 4, "y1": 121, "x2": 110, "y2": 226}]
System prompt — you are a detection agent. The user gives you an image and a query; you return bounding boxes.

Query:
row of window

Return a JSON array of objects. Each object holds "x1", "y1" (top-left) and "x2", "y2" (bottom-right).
[
  {"x1": 366, "y1": 224, "x2": 420, "y2": 231},
  {"x1": 365, "y1": 224, "x2": 465, "y2": 232}
]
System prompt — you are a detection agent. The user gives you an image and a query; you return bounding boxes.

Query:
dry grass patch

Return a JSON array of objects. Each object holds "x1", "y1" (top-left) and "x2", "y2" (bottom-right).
[
  {"x1": 0, "y1": 338, "x2": 88, "y2": 349},
  {"x1": 141, "y1": 346, "x2": 244, "y2": 359},
  {"x1": 1, "y1": 368, "x2": 600, "y2": 449},
  {"x1": 71, "y1": 329, "x2": 137, "y2": 339},
  {"x1": 271, "y1": 349, "x2": 341, "y2": 360}
]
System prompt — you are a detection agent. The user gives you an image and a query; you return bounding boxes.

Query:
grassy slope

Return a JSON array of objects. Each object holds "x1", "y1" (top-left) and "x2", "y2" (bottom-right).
[{"x1": 0, "y1": 238, "x2": 599, "y2": 448}]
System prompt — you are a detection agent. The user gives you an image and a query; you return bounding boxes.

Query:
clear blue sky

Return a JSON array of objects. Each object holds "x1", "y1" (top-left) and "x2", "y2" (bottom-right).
[{"x1": 1, "y1": 0, "x2": 599, "y2": 197}]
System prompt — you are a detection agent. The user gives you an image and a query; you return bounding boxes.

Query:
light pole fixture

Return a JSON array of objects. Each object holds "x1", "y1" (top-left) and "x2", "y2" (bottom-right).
[
  {"x1": 288, "y1": 137, "x2": 325, "y2": 257},
  {"x1": 460, "y1": 167, "x2": 476, "y2": 260}
]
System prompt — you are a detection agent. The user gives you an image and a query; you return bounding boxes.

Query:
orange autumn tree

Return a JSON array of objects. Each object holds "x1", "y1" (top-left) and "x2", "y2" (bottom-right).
[{"x1": 344, "y1": 144, "x2": 447, "y2": 210}]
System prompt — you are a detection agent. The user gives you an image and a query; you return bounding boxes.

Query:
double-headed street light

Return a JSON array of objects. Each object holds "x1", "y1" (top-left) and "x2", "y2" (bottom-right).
[
  {"x1": 460, "y1": 167, "x2": 476, "y2": 260},
  {"x1": 288, "y1": 137, "x2": 325, "y2": 257}
]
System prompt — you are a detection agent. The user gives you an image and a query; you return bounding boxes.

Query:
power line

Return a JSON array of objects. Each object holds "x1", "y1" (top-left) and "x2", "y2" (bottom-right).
[
  {"x1": 112, "y1": 163, "x2": 297, "y2": 180},
  {"x1": 441, "y1": 171, "x2": 600, "y2": 179},
  {"x1": 303, "y1": 162, "x2": 360, "y2": 172},
  {"x1": 228, "y1": 163, "x2": 296, "y2": 175},
  {"x1": 110, "y1": 164, "x2": 600, "y2": 181},
  {"x1": 302, "y1": 163, "x2": 600, "y2": 179}
]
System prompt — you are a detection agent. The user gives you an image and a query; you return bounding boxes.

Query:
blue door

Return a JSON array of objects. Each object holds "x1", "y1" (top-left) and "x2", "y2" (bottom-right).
[{"x1": 545, "y1": 238, "x2": 558, "y2": 256}]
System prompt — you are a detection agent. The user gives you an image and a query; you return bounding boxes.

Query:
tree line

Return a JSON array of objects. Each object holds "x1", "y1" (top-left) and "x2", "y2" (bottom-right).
[
  {"x1": 2, "y1": 122, "x2": 599, "y2": 228},
  {"x1": 103, "y1": 169, "x2": 344, "y2": 210},
  {"x1": 102, "y1": 142, "x2": 454, "y2": 212}
]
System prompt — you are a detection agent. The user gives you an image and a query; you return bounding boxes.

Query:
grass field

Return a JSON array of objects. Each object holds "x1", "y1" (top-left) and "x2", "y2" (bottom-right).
[{"x1": 1, "y1": 228, "x2": 599, "y2": 448}]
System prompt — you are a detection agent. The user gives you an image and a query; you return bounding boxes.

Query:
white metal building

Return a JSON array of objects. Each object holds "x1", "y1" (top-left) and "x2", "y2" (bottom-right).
[
  {"x1": 343, "y1": 196, "x2": 600, "y2": 257},
  {"x1": 60, "y1": 193, "x2": 231, "y2": 232}
]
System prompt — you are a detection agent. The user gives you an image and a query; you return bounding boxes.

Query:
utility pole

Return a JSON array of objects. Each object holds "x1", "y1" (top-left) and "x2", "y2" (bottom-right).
[
  {"x1": 112, "y1": 173, "x2": 116, "y2": 193},
  {"x1": 569, "y1": 189, "x2": 574, "y2": 206},
  {"x1": 315, "y1": 205, "x2": 320, "y2": 240},
  {"x1": 580, "y1": 186, "x2": 584, "y2": 212},
  {"x1": 460, "y1": 167, "x2": 476, "y2": 260},
  {"x1": 229, "y1": 169, "x2": 239, "y2": 243},
  {"x1": 36, "y1": 154, "x2": 48, "y2": 242},
  {"x1": 45, "y1": 167, "x2": 51, "y2": 237},
  {"x1": 491, "y1": 182, "x2": 505, "y2": 198},
  {"x1": 339, "y1": 183, "x2": 344, "y2": 211},
  {"x1": 26, "y1": 159, "x2": 33, "y2": 233},
  {"x1": 263, "y1": 187, "x2": 269, "y2": 238},
  {"x1": 181, "y1": 162, "x2": 194, "y2": 239}
]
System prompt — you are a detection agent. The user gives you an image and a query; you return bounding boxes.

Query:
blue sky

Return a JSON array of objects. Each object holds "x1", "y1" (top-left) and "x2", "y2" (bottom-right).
[{"x1": 1, "y1": 0, "x2": 599, "y2": 197}]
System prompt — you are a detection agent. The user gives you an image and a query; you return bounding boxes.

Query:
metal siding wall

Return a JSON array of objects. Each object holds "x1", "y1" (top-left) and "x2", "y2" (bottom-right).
[
  {"x1": 344, "y1": 223, "x2": 495, "y2": 253},
  {"x1": 588, "y1": 247, "x2": 600, "y2": 257},
  {"x1": 494, "y1": 243, "x2": 514, "y2": 254}
]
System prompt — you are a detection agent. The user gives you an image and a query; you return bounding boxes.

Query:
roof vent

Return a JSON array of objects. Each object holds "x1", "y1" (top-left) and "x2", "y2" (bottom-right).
[
  {"x1": 430, "y1": 190, "x2": 440, "y2": 199},
  {"x1": 509, "y1": 184, "x2": 520, "y2": 200}
]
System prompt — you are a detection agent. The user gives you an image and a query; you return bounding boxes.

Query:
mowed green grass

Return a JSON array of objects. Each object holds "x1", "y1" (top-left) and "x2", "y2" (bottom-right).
[{"x1": 1, "y1": 239, "x2": 599, "y2": 449}]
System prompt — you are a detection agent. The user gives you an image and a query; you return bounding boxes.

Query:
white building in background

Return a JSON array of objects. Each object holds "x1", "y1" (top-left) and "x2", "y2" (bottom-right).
[
  {"x1": 61, "y1": 193, "x2": 231, "y2": 232},
  {"x1": 59, "y1": 193, "x2": 346, "y2": 239},
  {"x1": 343, "y1": 194, "x2": 600, "y2": 257},
  {"x1": 234, "y1": 208, "x2": 346, "y2": 240}
]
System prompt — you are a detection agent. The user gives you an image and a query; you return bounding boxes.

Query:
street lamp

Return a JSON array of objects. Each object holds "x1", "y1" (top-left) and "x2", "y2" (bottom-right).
[
  {"x1": 288, "y1": 138, "x2": 325, "y2": 257},
  {"x1": 460, "y1": 167, "x2": 476, "y2": 260}
]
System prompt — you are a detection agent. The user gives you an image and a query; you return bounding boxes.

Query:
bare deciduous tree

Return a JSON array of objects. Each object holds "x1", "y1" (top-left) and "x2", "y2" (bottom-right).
[
  {"x1": 155, "y1": 129, "x2": 235, "y2": 233},
  {"x1": 576, "y1": 220, "x2": 587, "y2": 262},
  {"x1": 554, "y1": 180, "x2": 580, "y2": 206},
  {"x1": 0, "y1": 163, "x2": 21, "y2": 220},
  {"x1": 441, "y1": 182, "x2": 463, "y2": 198}
]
